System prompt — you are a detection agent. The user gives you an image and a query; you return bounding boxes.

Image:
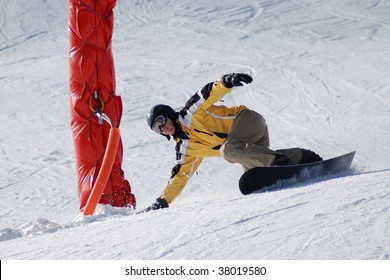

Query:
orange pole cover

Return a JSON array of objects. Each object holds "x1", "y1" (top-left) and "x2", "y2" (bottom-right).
[{"x1": 83, "y1": 127, "x2": 121, "y2": 215}]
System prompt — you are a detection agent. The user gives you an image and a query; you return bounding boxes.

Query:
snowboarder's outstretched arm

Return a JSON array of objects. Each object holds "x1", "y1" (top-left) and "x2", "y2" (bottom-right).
[
  {"x1": 140, "y1": 155, "x2": 203, "y2": 213},
  {"x1": 195, "y1": 73, "x2": 253, "y2": 112}
]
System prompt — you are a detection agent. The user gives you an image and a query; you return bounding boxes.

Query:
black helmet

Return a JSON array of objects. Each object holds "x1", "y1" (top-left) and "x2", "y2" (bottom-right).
[{"x1": 147, "y1": 104, "x2": 177, "y2": 129}]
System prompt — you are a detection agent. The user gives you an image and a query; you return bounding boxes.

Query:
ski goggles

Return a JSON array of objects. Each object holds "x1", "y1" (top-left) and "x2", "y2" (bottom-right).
[{"x1": 151, "y1": 115, "x2": 167, "y2": 134}]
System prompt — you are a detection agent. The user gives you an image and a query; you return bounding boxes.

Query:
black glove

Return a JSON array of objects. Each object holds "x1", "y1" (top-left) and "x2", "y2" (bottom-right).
[
  {"x1": 222, "y1": 73, "x2": 253, "y2": 88},
  {"x1": 138, "y1": 197, "x2": 169, "y2": 213}
]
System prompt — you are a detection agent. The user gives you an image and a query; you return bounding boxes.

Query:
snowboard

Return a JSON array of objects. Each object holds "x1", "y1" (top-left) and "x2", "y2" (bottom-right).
[{"x1": 239, "y1": 151, "x2": 356, "y2": 195}]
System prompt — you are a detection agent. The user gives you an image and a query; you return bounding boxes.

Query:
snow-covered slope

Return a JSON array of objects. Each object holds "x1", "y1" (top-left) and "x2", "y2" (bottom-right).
[
  {"x1": 1, "y1": 170, "x2": 390, "y2": 260},
  {"x1": 0, "y1": 0, "x2": 389, "y2": 261}
]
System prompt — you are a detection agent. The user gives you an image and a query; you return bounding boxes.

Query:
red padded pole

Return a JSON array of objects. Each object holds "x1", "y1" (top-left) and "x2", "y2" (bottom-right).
[{"x1": 68, "y1": 0, "x2": 136, "y2": 211}]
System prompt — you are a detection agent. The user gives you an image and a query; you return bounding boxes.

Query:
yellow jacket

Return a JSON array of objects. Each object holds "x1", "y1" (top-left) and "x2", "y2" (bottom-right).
[{"x1": 160, "y1": 78, "x2": 247, "y2": 203}]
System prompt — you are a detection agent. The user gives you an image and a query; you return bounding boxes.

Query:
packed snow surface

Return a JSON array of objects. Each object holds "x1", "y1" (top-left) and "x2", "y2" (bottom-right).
[{"x1": 0, "y1": 0, "x2": 389, "y2": 261}]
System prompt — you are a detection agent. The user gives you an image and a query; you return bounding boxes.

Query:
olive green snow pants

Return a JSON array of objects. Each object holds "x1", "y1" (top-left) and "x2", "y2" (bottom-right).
[{"x1": 220, "y1": 109, "x2": 302, "y2": 171}]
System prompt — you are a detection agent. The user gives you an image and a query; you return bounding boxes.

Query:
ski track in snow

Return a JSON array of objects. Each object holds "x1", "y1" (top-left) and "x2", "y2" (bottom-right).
[{"x1": 0, "y1": 0, "x2": 389, "y2": 260}]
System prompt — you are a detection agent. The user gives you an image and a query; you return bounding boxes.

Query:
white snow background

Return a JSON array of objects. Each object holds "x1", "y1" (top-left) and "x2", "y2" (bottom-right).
[{"x1": 1, "y1": 0, "x2": 390, "y2": 274}]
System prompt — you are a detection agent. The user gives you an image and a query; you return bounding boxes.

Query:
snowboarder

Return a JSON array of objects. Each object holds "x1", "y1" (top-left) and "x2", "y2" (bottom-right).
[{"x1": 141, "y1": 73, "x2": 322, "y2": 212}]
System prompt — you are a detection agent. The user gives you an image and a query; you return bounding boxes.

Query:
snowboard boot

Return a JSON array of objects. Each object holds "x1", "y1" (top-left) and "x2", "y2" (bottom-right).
[
  {"x1": 272, "y1": 154, "x2": 295, "y2": 166},
  {"x1": 299, "y1": 149, "x2": 323, "y2": 164}
]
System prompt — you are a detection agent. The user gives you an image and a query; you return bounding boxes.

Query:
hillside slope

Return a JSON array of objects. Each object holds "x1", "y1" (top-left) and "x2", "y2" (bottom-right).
[{"x1": 0, "y1": 0, "x2": 389, "y2": 261}]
